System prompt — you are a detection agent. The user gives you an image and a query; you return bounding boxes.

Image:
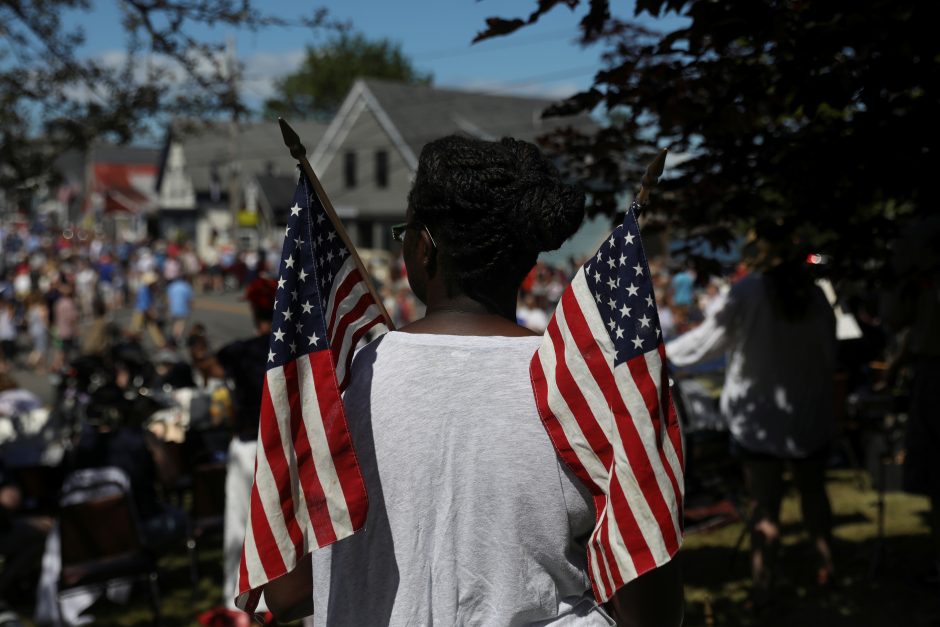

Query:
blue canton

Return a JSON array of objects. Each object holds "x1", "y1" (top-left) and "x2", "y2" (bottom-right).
[
  {"x1": 267, "y1": 173, "x2": 346, "y2": 369},
  {"x1": 583, "y1": 201, "x2": 662, "y2": 367}
]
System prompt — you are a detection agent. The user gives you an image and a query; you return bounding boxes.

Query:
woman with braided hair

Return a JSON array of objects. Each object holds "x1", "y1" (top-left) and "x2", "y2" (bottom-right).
[{"x1": 266, "y1": 135, "x2": 683, "y2": 626}]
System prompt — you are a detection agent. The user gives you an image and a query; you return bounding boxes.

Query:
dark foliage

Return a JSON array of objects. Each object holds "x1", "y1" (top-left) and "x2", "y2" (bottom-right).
[
  {"x1": 477, "y1": 0, "x2": 938, "y2": 281},
  {"x1": 0, "y1": 0, "x2": 339, "y2": 204}
]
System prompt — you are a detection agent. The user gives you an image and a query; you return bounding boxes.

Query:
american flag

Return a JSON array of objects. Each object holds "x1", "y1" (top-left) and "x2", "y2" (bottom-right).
[
  {"x1": 235, "y1": 169, "x2": 386, "y2": 612},
  {"x1": 529, "y1": 200, "x2": 685, "y2": 603}
]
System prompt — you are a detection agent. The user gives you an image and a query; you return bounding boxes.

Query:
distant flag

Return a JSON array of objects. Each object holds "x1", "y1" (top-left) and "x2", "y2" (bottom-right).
[
  {"x1": 235, "y1": 168, "x2": 388, "y2": 612},
  {"x1": 530, "y1": 198, "x2": 685, "y2": 603}
]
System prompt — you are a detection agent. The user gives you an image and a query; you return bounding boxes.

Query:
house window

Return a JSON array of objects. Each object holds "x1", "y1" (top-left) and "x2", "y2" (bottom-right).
[
  {"x1": 358, "y1": 219, "x2": 374, "y2": 248},
  {"x1": 375, "y1": 150, "x2": 389, "y2": 188},
  {"x1": 344, "y1": 152, "x2": 357, "y2": 188}
]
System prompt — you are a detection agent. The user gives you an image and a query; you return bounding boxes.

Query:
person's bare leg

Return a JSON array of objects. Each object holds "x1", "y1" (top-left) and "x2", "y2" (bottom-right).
[
  {"x1": 744, "y1": 458, "x2": 785, "y2": 598},
  {"x1": 793, "y1": 458, "x2": 835, "y2": 584}
]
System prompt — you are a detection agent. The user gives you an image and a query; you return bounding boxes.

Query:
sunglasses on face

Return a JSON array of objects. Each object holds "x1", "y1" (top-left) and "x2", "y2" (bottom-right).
[{"x1": 391, "y1": 221, "x2": 437, "y2": 249}]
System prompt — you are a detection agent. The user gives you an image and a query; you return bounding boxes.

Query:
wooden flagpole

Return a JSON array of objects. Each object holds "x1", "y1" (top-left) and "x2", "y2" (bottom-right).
[
  {"x1": 278, "y1": 117, "x2": 395, "y2": 330},
  {"x1": 635, "y1": 148, "x2": 668, "y2": 216}
]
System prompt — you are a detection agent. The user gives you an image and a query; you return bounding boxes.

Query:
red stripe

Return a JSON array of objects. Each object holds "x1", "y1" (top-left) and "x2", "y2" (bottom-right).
[
  {"x1": 329, "y1": 289, "x2": 374, "y2": 362},
  {"x1": 248, "y1": 480, "x2": 288, "y2": 578},
  {"x1": 658, "y1": 344, "x2": 686, "y2": 472},
  {"x1": 310, "y1": 350, "x2": 369, "y2": 531},
  {"x1": 530, "y1": 354, "x2": 601, "y2": 494},
  {"x1": 545, "y1": 315, "x2": 614, "y2": 472},
  {"x1": 625, "y1": 354, "x2": 682, "y2": 553},
  {"x1": 658, "y1": 345, "x2": 685, "y2": 529},
  {"x1": 560, "y1": 288, "x2": 678, "y2": 555},
  {"x1": 336, "y1": 314, "x2": 383, "y2": 391},
  {"x1": 609, "y1": 464, "x2": 656, "y2": 574},
  {"x1": 326, "y1": 270, "x2": 363, "y2": 338},
  {"x1": 258, "y1": 379, "x2": 304, "y2": 556},
  {"x1": 594, "y1": 505, "x2": 624, "y2": 596},
  {"x1": 283, "y1": 360, "x2": 338, "y2": 546},
  {"x1": 592, "y1": 495, "x2": 618, "y2": 598},
  {"x1": 238, "y1": 545, "x2": 250, "y2": 595}
]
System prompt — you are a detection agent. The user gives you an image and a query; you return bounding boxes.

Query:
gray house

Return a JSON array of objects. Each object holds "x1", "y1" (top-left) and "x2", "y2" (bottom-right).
[
  {"x1": 155, "y1": 79, "x2": 595, "y2": 256},
  {"x1": 155, "y1": 119, "x2": 326, "y2": 256},
  {"x1": 309, "y1": 78, "x2": 596, "y2": 250}
]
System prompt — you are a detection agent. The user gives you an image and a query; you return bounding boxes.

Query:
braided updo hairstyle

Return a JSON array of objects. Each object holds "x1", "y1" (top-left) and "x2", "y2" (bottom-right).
[{"x1": 408, "y1": 135, "x2": 584, "y2": 301}]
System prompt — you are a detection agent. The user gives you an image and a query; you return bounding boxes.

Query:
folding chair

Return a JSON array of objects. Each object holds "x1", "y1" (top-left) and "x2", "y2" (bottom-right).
[
  {"x1": 186, "y1": 462, "x2": 226, "y2": 589},
  {"x1": 56, "y1": 472, "x2": 161, "y2": 625}
]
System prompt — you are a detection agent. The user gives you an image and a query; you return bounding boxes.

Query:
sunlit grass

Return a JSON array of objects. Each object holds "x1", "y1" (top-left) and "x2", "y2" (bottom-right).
[{"x1": 9, "y1": 470, "x2": 935, "y2": 626}]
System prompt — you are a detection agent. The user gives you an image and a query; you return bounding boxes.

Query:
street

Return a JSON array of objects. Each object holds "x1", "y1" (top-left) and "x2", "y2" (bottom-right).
[{"x1": 11, "y1": 291, "x2": 255, "y2": 407}]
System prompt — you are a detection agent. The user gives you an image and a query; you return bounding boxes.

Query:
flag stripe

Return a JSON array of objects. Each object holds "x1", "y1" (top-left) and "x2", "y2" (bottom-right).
[
  {"x1": 531, "y1": 355, "x2": 603, "y2": 493},
  {"x1": 530, "y1": 205, "x2": 684, "y2": 604},
  {"x1": 326, "y1": 261, "x2": 363, "y2": 337},
  {"x1": 643, "y1": 350, "x2": 685, "y2": 530},
  {"x1": 657, "y1": 345, "x2": 686, "y2": 478},
  {"x1": 304, "y1": 350, "x2": 364, "y2": 534},
  {"x1": 281, "y1": 360, "x2": 339, "y2": 547},
  {"x1": 248, "y1": 480, "x2": 288, "y2": 579},
  {"x1": 332, "y1": 296, "x2": 383, "y2": 389},
  {"x1": 567, "y1": 276, "x2": 682, "y2": 555},
  {"x1": 335, "y1": 314, "x2": 383, "y2": 392},
  {"x1": 597, "y1": 504, "x2": 625, "y2": 589},
  {"x1": 267, "y1": 373, "x2": 315, "y2": 551},
  {"x1": 255, "y1": 379, "x2": 305, "y2": 561},
  {"x1": 559, "y1": 284, "x2": 675, "y2": 556},
  {"x1": 237, "y1": 171, "x2": 376, "y2": 614},
  {"x1": 543, "y1": 316, "x2": 611, "y2": 486}
]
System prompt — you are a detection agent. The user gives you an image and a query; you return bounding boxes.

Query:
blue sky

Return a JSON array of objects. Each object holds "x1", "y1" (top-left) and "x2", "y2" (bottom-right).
[{"x1": 67, "y1": 1, "x2": 685, "y2": 108}]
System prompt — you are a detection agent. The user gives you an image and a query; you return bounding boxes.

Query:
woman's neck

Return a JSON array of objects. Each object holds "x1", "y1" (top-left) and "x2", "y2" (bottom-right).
[{"x1": 401, "y1": 294, "x2": 535, "y2": 337}]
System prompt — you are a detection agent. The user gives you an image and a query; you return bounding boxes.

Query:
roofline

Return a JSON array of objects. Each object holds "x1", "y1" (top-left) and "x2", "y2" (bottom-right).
[{"x1": 311, "y1": 79, "x2": 419, "y2": 176}]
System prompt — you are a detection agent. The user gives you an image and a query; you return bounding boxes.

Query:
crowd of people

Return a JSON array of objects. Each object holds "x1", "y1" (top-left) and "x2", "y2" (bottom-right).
[
  {"x1": 0, "y1": 194, "x2": 936, "y2": 624},
  {"x1": 0, "y1": 223, "x2": 283, "y2": 375}
]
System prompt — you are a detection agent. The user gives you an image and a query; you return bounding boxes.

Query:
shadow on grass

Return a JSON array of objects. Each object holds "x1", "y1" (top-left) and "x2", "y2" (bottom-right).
[
  {"x1": 13, "y1": 543, "x2": 226, "y2": 626},
  {"x1": 680, "y1": 532, "x2": 939, "y2": 627}
]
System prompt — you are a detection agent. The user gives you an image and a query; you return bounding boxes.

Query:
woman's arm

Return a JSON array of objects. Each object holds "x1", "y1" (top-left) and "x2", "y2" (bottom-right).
[
  {"x1": 264, "y1": 552, "x2": 314, "y2": 622},
  {"x1": 605, "y1": 559, "x2": 684, "y2": 627},
  {"x1": 666, "y1": 290, "x2": 735, "y2": 369}
]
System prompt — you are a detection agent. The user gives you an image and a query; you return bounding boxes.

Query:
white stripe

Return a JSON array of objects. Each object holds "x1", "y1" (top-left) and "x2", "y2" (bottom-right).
[
  {"x1": 588, "y1": 503, "x2": 617, "y2": 600},
  {"x1": 644, "y1": 350, "x2": 686, "y2": 501},
  {"x1": 328, "y1": 278, "x2": 371, "y2": 341},
  {"x1": 241, "y1": 513, "x2": 266, "y2": 590},
  {"x1": 324, "y1": 257, "x2": 358, "y2": 332},
  {"x1": 536, "y1": 317, "x2": 608, "y2": 485},
  {"x1": 612, "y1": 357, "x2": 682, "y2": 553},
  {"x1": 554, "y1": 291, "x2": 617, "y2": 446},
  {"x1": 334, "y1": 301, "x2": 383, "y2": 389},
  {"x1": 569, "y1": 272, "x2": 673, "y2": 563},
  {"x1": 605, "y1": 476, "x2": 639, "y2": 582},
  {"x1": 297, "y1": 354, "x2": 355, "y2": 538},
  {"x1": 252, "y1": 369, "x2": 301, "y2": 563},
  {"x1": 266, "y1": 369, "x2": 315, "y2": 551}
]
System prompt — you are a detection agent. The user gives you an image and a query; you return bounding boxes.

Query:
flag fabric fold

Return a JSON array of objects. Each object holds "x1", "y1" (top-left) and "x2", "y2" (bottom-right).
[
  {"x1": 530, "y1": 199, "x2": 685, "y2": 603},
  {"x1": 235, "y1": 169, "x2": 384, "y2": 612}
]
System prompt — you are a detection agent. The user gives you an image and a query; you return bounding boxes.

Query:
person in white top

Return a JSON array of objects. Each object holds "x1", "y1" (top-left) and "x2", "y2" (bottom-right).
[
  {"x1": 667, "y1": 237, "x2": 837, "y2": 606},
  {"x1": 265, "y1": 135, "x2": 683, "y2": 626}
]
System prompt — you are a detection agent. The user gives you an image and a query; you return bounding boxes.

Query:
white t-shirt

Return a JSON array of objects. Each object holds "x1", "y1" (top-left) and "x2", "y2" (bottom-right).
[
  {"x1": 667, "y1": 273, "x2": 837, "y2": 457},
  {"x1": 311, "y1": 332, "x2": 613, "y2": 626}
]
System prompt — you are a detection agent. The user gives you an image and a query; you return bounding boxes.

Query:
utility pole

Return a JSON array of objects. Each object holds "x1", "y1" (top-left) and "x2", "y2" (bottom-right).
[{"x1": 225, "y1": 35, "x2": 241, "y2": 249}]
